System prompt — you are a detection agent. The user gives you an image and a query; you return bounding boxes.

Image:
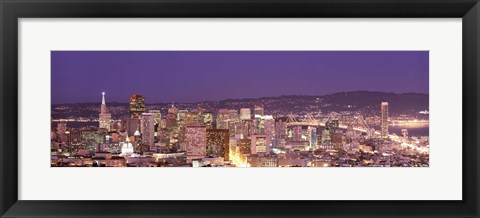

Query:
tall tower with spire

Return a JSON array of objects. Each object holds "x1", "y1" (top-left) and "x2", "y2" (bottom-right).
[
  {"x1": 99, "y1": 92, "x2": 112, "y2": 131},
  {"x1": 101, "y1": 92, "x2": 107, "y2": 114}
]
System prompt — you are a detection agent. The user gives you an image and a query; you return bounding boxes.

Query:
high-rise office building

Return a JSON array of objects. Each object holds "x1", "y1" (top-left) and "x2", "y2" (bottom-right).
[
  {"x1": 321, "y1": 129, "x2": 331, "y2": 143},
  {"x1": 202, "y1": 111, "x2": 213, "y2": 128},
  {"x1": 244, "y1": 119, "x2": 258, "y2": 137},
  {"x1": 263, "y1": 116, "x2": 275, "y2": 142},
  {"x1": 177, "y1": 110, "x2": 188, "y2": 128},
  {"x1": 251, "y1": 134, "x2": 270, "y2": 154},
  {"x1": 149, "y1": 110, "x2": 161, "y2": 134},
  {"x1": 291, "y1": 126, "x2": 303, "y2": 141},
  {"x1": 57, "y1": 122, "x2": 67, "y2": 142},
  {"x1": 308, "y1": 126, "x2": 317, "y2": 150},
  {"x1": 129, "y1": 94, "x2": 145, "y2": 118},
  {"x1": 67, "y1": 130, "x2": 82, "y2": 149},
  {"x1": 166, "y1": 103, "x2": 178, "y2": 129},
  {"x1": 227, "y1": 120, "x2": 243, "y2": 138},
  {"x1": 240, "y1": 108, "x2": 251, "y2": 120},
  {"x1": 273, "y1": 117, "x2": 288, "y2": 147},
  {"x1": 274, "y1": 117, "x2": 288, "y2": 139},
  {"x1": 185, "y1": 124, "x2": 207, "y2": 163},
  {"x1": 141, "y1": 113, "x2": 155, "y2": 151},
  {"x1": 238, "y1": 138, "x2": 252, "y2": 154},
  {"x1": 57, "y1": 122, "x2": 67, "y2": 135},
  {"x1": 254, "y1": 105, "x2": 264, "y2": 117},
  {"x1": 206, "y1": 129, "x2": 230, "y2": 160},
  {"x1": 186, "y1": 111, "x2": 199, "y2": 125},
  {"x1": 216, "y1": 109, "x2": 230, "y2": 129},
  {"x1": 98, "y1": 92, "x2": 112, "y2": 131},
  {"x1": 228, "y1": 109, "x2": 238, "y2": 120},
  {"x1": 381, "y1": 102, "x2": 389, "y2": 138}
]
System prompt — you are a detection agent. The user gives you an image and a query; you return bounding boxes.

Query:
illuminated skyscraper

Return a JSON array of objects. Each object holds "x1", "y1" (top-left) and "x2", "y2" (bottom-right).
[
  {"x1": 202, "y1": 111, "x2": 213, "y2": 128},
  {"x1": 308, "y1": 126, "x2": 317, "y2": 150},
  {"x1": 57, "y1": 122, "x2": 67, "y2": 142},
  {"x1": 292, "y1": 126, "x2": 303, "y2": 141},
  {"x1": 166, "y1": 103, "x2": 178, "y2": 129},
  {"x1": 226, "y1": 111, "x2": 241, "y2": 137},
  {"x1": 206, "y1": 129, "x2": 230, "y2": 160},
  {"x1": 129, "y1": 94, "x2": 145, "y2": 118},
  {"x1": 186, "y1": 111, "x2": 199, "y2": 125},
  {"x1": 274, "y1": 117, "x2": 287, "y2": 139},
  {"x1": 251, "y1": 134, "x2": 270, "y2": 154},
  {"x1": 185, "y1": 124, "x2": 207, "y2": 163},
  {"x1": 238, "y1": 138, "x2": 252, "y2": 154},
  {"x1": 57, "y1": 122, "x2": 67, "y2": 134},
  {"x1": 228, "y1": 109, "x2": 238, "y2": 121},
  {"x1": 240, "y1": 108, "x2": 251, "y2": 120},
  {"x1": 216, "y1": 109, "x2": 230, "y2": 129},
  {"x1": 98, "y1": 92, "x2": 112, "y2": 131},
  {"x1": 149, "y1": 110, "x2": 161, "y2": 134},
  {"x1": 141, "y1": 113, "x2": 155, "y2": 151},
  {"x1": 273, "y1": 117, "x2": 288, "y2": 147},
  {"x1": 381, "y1": 102, "x2": 389, "y2": 138},
  {"x1": 263, "y1": 116, "x2": 275, "y2": 142},
  {"x1": 177, "y1": 110, "x2": 188, "y2": 128},
  {"x1": 321, "y1": 129, "x2": 331, "y2": 143}
]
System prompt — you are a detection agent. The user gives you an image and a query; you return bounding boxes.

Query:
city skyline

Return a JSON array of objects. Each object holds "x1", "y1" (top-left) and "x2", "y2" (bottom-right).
[
  {"x1": 51, "y1": 51, "x2": 429, "y2": 104},
  {"x1": 52, "y1": 91, "x2": 429, "y2": 167},
  {"x1": 51, "y1": 51, "x2": 429, "y2": 167}
]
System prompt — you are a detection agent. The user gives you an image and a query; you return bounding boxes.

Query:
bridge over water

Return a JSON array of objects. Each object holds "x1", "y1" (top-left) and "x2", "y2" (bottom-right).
[{"x1": 285, "y1": 113, "x2": 376, "y2": 134}]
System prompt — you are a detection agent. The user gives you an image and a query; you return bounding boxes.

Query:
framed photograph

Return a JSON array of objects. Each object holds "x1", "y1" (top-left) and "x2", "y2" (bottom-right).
[{"x1": 1, "y1": 0, "x2": 479, "y2": 217}]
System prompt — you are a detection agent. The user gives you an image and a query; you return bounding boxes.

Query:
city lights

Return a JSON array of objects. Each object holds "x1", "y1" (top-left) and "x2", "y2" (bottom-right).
[
  {"x1": 51, "y1": 92, "x2": 429, "y2": 167},
  {"x1": 50, "y1": 51, "x2": 429, "y2": 168}
]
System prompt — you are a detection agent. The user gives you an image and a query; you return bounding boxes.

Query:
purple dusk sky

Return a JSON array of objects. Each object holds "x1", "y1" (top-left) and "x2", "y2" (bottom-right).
[{"x1": 51, "y1": 51, "x2": 428, "y2": 104}]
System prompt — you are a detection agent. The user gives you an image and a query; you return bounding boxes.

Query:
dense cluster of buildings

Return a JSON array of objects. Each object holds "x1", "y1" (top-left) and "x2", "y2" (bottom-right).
[{"x1": 51, "y1": 93, "x2": 429, "y2": 167}]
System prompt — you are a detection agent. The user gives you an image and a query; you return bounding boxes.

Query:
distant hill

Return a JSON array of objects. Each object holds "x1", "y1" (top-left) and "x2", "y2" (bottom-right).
[
  {"x1": 320, "y1": 91, "x2": 428, "y2": 114},
  {"x1": 51, "y1": 91, "x2": 429, "y2": 119}
]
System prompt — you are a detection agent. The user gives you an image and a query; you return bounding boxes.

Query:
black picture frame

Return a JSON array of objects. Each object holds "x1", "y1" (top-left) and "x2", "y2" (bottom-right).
[{"x1": 1, "y1": 0, "x2": 479, "y2": 217}]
